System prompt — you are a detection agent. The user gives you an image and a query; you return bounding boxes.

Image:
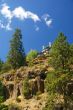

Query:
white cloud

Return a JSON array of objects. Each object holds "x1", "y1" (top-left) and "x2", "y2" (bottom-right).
[
  {"x1": 1, "y1": 3, "x2": 40, "y2": 22},
  {"x1": 42, "y1": 14, "x2": 53, "y2": 27},
  {"x1": 13, "y1": 7, "x2": 40, "y2": 22},
  {"x1": 5, "y1": 20, "x2": 12, "y2": 30},
  {"x1": 0, "y1": 3, "x2": 40, "y2": 30},
  {"x1": 0, "y1": 20, "x2": 5, "y2": 29},
  {"x1": 46, "y1": 19, "x2": 52, "y2": 27},
  {"x1": 0, "y1": 3, "x2": 13, "y2": 30},
  {"x1": 0, "y1": 3, "x2": 53, "y2": 31},
  {"x1": 26, "y1": 11, "x2": 40, "y2": 22},
  {"x1": 35, "y1": 25, "x2": 39, "y2": 31},
  {"x1": 1, "y1": 3, "x2": 13, "y2": 20},
  {"x1": 12, "y1": 7, "x2": 27, "y2": 20},
  {"x1": 0, "y1": 20, "x2": 12, "y2": 30}
]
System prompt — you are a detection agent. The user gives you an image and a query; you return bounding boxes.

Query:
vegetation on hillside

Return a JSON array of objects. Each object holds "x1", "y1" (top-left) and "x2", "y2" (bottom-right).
[
  {"x1": 0, "y1": 81, "x2": 4, "y2": 103},
  {"x1": 43, "y1": 33, "x2": 73, "y2": 110},
  {"x1": 23, "y1": 78, "x2": 30, "y2": 98},
  {"x1": 0, "y1": 30, "x2": 73, "y2": 110},
  {"x1": 26, "y1": 50, "x2": 38, "y2": 66}
]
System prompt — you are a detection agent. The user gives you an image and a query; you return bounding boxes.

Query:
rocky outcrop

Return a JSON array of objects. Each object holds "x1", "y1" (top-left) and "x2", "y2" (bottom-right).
[
  {"x1": 1, "y1": 65, "x2": 47, "y2": 101},
  {"x1": 29, "y1": 76, "x2": 44, "y2": 96},
  {"x1": 3, "y1": 82, "x2": 15, "y2": 99},
  {"x1": 55, "y1": 104, "x2": 64, "y2": 110},
  {"x1": 66, "y1": 79, "x2": 73, "y2": 96}
]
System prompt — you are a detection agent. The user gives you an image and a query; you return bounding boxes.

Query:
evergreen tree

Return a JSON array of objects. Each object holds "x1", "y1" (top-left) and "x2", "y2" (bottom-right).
[
  {"x1": 49, "y1": 33, "x2": 70, "y2": 70},
  {"x1": 7, "y1": 29, "x2": 26, "y2": 69},
  {"x1": 69, "y1": 44, "x2": 73, "y2": 65},
  {"x1": 0, "y1": 59, "x2": 3, "y2": 72}
]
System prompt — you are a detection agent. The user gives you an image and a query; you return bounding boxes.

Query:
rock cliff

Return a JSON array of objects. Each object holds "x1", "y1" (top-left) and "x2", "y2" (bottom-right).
[{"x1": 0, "y1": 56, "x2": 49, "y2": 110}]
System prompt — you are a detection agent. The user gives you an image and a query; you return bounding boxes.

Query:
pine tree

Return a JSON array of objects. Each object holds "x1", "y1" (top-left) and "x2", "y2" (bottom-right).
[
  {"x1": 0, "y1": 59, "x2": 3, "y2": 71},
  {"x1": 49, "y1": 33, "x2": 70, "y2": 71},
  {"x1": 7, "y1": 29, "x2": 26, "y2": 69}
]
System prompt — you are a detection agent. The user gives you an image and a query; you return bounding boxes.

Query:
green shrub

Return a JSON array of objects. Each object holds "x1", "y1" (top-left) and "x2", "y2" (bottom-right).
[
  {"x1": 45, "y1": 71, "x2": 71, "y2": 94},
  {"x1": 43, "y1": 93, "x2": 56, "y2": 110},
  {"x1": 0, "y1": 81, "x2": 4, "y2": 102},
  {"x1": 1, "y1": 62, "x2": 11, "y2": 74},
  {"x1": 0, "y1": 96, "x2": 4, "y2": 103},
  {"x1": 26, "y1": 50, "x2": 38, "y2": 66},
  {"x1": 23, "y1": 78, "x2": 31, "y2": 99},
  {"x1": 44, "y1": 71, "x2": 72, "y2": 110},
  {"x1": 8, "y1": 104, "x2": 20, "y2": 110},
  {"x1": 0, "y1": 104, "x2": 8, "y2": 110}
]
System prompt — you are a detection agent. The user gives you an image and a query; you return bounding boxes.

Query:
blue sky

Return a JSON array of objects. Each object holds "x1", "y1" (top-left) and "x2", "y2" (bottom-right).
[{"x1": 0, "y1": 0, "x2": 73, "y2": 61}]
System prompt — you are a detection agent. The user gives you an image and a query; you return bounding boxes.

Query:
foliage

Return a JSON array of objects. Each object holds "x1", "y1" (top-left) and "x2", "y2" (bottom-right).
[
  {"x1": 44, "y1": 33, "x2": 73, "y2": 110},
  {"x1": 1, "y1": 62, "x2": 11, "y2": 74},
  {"x1": 43, "y1": 93, "x2": 56, "y2": 110},
  {"x1": 69, "y1": 44, "x2": 73, "y2": 65},
  {"x1": 23, "y1": 78, "x2": 30, "y2": 99},
  {"x1": 0, "y1": 59, "x2": 4, "y2": 72},
  {"x1": 7, "y1": 29, "x2": 26, "y2": 69},
  {"x1": 8, "y1": 104, "x2": 20, "y2": 110},
  {"x1": 0, "y1": 104, "x2": 8, "y2": 110},
  {"x1": 0, "y1": 81, "x2": 4, "y2": 103},
  {"x1": 49, "y1": 33, "x2": 70, "y2": 71},
  {"x1": 45, "y1": 71, "x2": 71, "y2": 94},
  {"x1": 44, "y1": 70, "x2": 72, "y2": 110},
  {"x1": 26, "y1": 50, "x2": 38, "y2": 61},
  {"x1": 26, "y1": 50, "x2": 38, "y2": 66}
]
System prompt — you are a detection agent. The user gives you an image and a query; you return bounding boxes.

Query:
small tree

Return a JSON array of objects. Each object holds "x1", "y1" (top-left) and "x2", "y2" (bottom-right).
[
  {"x1": 7, "y1": 29, "x2": 26, "y2": 69},
  {"x1": 49, "y1": 33, "x2": 70, "y2": 71},
  {"x1": 26, "y1": 50, "x2": 38, "y2": 66},
  {"x1": 26, "y1": 50, "x2": 38, "y2": 61}
]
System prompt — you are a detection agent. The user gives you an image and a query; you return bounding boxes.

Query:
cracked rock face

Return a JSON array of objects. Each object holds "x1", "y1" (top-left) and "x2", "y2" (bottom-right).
[{"x1": 1, "y1": 67, "x2": 46, "y2": 100}]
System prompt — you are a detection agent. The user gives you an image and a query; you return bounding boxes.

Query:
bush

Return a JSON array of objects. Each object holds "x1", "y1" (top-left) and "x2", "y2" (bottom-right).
[
  {"x1": 45, "y1": 71, "x2": 71, "y2": 94},
  {"x1": 43, "y1": 93, "x2": 56, "y2": 110},
  {"x1": 0, "y1": 81, "x2": 4, "y2": 103},
  {"x1": 0, "y1": 104, "x2": 8, "y2": 110},
  {"x1": 44, "y1": 71, "x2": 72, "y2": 110},
  {"x1": 23, "y1": 78, "x2": 31, "y2": 99},
  {"x1": 1, "y1": 62, "x2": 11, "y2": 74},
  {"x1": 8, "y1": 104, "x2": 20, "y2": 110},
  {"x1": 26, "y1": 50, "x2": 38, "y2": 66}
]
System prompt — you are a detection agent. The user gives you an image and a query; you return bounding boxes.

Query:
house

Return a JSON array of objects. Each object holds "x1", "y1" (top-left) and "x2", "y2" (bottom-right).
[{"x1": 42, "y1": 42, "x2": 51, "y2": 55}]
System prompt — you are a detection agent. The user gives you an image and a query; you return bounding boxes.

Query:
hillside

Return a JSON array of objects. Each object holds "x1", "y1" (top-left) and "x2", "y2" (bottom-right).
[
  {"x1": 0, "y1": 55, "x2": 51, "y2": 110},
  {"x1": 0, "y1": 32, "x2": 73, "y2": 110},
  {"x1": 0, "y1": 54, "x2": 73, "y2": 110}
]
